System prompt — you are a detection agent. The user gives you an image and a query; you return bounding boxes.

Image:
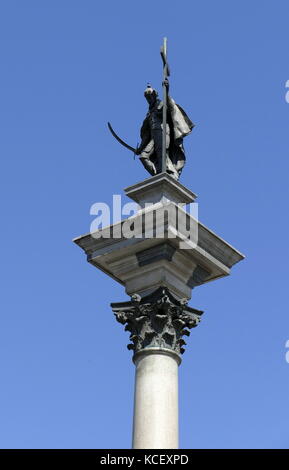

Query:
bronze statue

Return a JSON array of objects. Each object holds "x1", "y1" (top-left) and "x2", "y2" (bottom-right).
[
  {"x1": 135, "y1": 80, "x2": 194, "y2": 180},
  {"x1": 108, "y1": 39, "x2": 194, "y2": 181}
]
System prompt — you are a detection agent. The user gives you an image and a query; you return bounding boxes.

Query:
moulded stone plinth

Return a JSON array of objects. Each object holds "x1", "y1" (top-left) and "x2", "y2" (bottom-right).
[
  {"x1": 125, "y1": 172, "x2": 197, "y2": 208},
  {"x1": 73, "y1": 174, "x2": 244, "y2": 300}
]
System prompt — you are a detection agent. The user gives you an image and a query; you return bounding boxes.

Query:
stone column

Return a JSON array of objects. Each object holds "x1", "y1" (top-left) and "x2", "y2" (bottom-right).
[
  {"x1": 132, "y1": 348, "x2": 180, "y2": 449},
  {"x1": 74, "y1": 173, "x2": 245, "y2": 448},
  {"x1": 111, "y1": 287, "x2": 203, "y2": 449}
]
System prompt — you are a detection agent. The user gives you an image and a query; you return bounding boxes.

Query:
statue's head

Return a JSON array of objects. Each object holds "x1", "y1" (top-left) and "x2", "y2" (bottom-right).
[{"x1": 144, "y1": 84, "x2": 158, "y2": 105}]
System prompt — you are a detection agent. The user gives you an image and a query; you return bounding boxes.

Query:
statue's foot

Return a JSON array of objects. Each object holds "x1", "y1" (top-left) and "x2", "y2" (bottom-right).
[
  {"x1": 166, "y1": 168, "x2": 180, "y2": 181},
  {"x1": 168, "y1": 172, "x2": 179, "y2": 181}
]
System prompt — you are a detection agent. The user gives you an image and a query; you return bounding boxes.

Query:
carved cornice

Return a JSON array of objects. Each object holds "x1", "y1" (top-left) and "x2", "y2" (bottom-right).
[{"x1": 111, "y1": 287, "x2": 203, "y2": 356}]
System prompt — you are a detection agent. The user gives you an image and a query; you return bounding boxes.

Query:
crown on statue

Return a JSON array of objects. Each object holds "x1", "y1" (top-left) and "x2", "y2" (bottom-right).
[{"x1": 144, "y1": 83, "x2": 158, "y2": 98}]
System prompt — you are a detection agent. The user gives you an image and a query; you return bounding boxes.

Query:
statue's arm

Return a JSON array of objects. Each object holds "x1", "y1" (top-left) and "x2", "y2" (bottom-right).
[
  {"x1": 136, "y1": 118, "x2": 151, "y2": 154},
  {"x1": 136, "y1": 135, "x2": 151, "y2": 154},
  {"x1": 163, "y1": 78, "x2": 174, "y2": 108}
]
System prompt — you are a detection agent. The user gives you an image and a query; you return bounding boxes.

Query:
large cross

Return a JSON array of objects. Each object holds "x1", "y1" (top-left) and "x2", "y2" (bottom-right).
[{"x1": 160, "y1": 37, "x2": 170, "y2": 174}]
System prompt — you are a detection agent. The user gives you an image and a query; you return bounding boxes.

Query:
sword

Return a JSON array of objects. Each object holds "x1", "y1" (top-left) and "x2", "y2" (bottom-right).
[{"x1": 107, "y1": 122, "x2": 138, "y2": 154}]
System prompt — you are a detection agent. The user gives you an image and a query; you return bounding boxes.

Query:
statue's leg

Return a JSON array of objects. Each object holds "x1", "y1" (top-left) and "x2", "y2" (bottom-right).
[
  {"x1": 151, "y1": 129, "x2": 163, "y2": 174},
  {"x1": 151, "y1": 126, "x2": 172, "y2": 174},
  {"x1": 140, "y1": 157, "x2": 156, "y2": 176},
  {"x1": 165, "y1": 128, "x2": 180, "y2": 180},
  {"x1": 139, "y1": 141, "x2": 156, "y2": 176}
]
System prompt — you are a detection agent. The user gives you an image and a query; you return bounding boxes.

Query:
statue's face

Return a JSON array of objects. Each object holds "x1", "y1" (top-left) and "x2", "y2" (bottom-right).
[{"x1": 145, "y1": 91, "x2": 157, "y2": 106}]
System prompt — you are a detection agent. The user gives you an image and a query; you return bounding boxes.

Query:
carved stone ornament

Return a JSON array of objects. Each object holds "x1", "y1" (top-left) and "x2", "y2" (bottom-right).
[{"x1": 111, "y1": 287, "x2": 203, "y2": 356}]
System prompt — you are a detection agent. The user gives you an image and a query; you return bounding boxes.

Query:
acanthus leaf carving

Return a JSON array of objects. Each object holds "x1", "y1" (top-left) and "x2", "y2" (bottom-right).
[{"x1": 111, "y1": 287, "x2": 203, "y2": 356}]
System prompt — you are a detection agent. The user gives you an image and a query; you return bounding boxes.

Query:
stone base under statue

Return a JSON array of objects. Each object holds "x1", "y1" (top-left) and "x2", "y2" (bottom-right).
[{"x1": 74, "y1": 173, "x2": 244, "y2": 300}]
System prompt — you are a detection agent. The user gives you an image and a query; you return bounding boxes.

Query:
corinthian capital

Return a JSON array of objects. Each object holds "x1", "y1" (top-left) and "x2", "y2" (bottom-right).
[{"x1": 111, "y1": 287, "x2": 203, "y2": 357}]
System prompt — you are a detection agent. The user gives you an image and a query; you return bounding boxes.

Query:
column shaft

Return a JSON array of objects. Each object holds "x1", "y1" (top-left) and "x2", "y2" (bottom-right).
[{"x1": 132, "y1": 349, "x2": 179, "y2": 449}]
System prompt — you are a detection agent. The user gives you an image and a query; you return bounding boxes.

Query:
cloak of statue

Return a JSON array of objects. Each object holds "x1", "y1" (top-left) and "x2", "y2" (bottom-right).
[{"x1": 139, "y1": 96, "x2": 195, "y2": 177}]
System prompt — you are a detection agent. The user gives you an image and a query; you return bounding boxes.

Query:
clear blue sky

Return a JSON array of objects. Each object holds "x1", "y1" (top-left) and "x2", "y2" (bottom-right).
[{"x1": 0, "y1": 1, "x2": 289, "y2": 449}]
